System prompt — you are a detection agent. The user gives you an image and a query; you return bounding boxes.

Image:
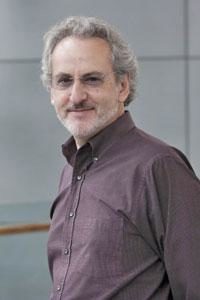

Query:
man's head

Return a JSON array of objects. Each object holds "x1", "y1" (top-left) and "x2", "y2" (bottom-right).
[{"x1": 41, "y1": 16, "x2": 138, "y2": 147}]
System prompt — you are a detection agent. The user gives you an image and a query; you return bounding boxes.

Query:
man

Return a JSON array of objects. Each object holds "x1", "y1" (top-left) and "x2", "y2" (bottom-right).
[{"x1": 41, "y1": 16, "x2": 200, "y2": 299}]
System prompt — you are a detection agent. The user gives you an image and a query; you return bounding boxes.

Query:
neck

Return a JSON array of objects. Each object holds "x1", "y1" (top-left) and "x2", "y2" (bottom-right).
[{"x1": 75, "y1": 138, "x2": 87, "y2": 150}]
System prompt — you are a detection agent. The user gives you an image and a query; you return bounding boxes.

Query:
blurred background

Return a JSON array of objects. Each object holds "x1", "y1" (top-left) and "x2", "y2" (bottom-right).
[{"x1": 0, "y1": 0, "x2": 199, "y2": 299}]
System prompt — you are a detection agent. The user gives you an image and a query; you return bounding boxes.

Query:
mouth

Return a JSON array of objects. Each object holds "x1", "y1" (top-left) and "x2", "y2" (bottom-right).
[
  {"x1": 66, "y1": 107, "x2": 95, "y2": 118},
  {"x1": 67, "y1": 107, "x2": 94, "y2": 113}
]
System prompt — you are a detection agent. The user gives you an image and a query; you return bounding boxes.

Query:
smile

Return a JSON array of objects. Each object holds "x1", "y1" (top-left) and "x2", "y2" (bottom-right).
[{"x1": 67, "y1": 106, "x2": 95, "y2": 113}]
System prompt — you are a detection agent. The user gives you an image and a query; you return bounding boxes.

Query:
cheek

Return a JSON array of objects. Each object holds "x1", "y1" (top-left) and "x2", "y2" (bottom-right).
[
  {"x1": 54, "y1": 95, "x2": 69, "y2": 110},
  {"x1": 93, "y1": 86, "x2": 114, "y2": 100}
]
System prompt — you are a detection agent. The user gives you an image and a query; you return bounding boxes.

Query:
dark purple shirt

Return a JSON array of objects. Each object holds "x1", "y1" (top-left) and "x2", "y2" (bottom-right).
[{"x1": 48, "y1": 111, "x2": 200, "y2": 300}]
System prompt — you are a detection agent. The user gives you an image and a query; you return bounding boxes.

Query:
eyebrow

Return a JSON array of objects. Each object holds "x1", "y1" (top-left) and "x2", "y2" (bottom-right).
[
  {"x1": 53, "y1": 73, "x2": 72, "y2": 80},
  {"x1": 54, "y1": 71, "x2": 105, "y2": 79},
  {"x1": 82, "y1": 72, "x2": 105, "y2": 78}
]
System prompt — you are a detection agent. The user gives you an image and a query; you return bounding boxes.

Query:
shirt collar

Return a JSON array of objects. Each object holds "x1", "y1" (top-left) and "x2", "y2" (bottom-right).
[
  {"x1": 89, "y1": 111, "x2": 135, "y2": 158},
  {"x1": 62, "y1": 111, "x2": 135, "y2": 165}
]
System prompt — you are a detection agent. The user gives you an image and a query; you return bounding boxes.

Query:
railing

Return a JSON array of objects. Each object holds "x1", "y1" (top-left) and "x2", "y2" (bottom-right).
[{"x1": 0, "y1": 223, "x2": 50, "y2": 235}]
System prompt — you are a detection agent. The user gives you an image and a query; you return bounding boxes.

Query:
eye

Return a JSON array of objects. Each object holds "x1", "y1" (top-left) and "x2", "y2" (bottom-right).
[
  {"x1": 54, "y1": 76, "x2": 73, "y2": 89},
  {"x1": 84, "y1": 75, "x2": 104, "y2": 86},
  {"x1": 59, "y1": 77, "x2": 73, "y2": 86}
]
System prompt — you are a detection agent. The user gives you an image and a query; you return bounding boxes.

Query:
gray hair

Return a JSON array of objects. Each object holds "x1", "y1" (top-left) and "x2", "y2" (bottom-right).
[{"x1": 41, "y1": 16, "x2": 138, "y2": 106}]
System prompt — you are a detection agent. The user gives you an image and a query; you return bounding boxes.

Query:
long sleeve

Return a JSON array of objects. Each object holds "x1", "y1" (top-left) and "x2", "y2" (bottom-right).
[{"x1": 143, "y1": 155, "x2": 200, "y2": 299}]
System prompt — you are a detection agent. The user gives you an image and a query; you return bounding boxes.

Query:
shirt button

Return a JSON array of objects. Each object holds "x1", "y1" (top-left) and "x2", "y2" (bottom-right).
[
  {"x1": 69, "y1": 212, "x2": 74, "y2": 217},
  {"x1": 77, "y1": 175, "x2": 82, "y2": 181},
  {"x1": 56, "y1": 285, "x2": 61, "y2": 291},
  {"x1": 93, "y1": 157, "x2": 98, "y2": 161},
  {"x1": 64, "y1": 248, "x2": 69, "y2": 255}
]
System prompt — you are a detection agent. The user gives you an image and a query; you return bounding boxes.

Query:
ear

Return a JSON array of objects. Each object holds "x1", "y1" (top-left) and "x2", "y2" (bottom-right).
[{"x1": 118, "y1": 74, "x2": 130, "y2": 104}]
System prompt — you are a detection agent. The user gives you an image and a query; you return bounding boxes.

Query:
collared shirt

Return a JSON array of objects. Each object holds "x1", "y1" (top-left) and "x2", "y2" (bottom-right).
[{"x1": 48, "y1": 111, "x2": 200, "y2": 300}]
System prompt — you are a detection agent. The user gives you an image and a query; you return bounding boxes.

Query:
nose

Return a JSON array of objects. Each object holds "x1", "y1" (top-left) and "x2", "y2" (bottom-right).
[{"x1": 68, "y1": 79, "x2": 87, "y2": 104}]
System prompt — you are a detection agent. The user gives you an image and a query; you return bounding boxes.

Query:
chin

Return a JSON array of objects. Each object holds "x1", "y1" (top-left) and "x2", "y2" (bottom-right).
[
  {"x1": 71, "y1": 127, "x2": 98, "y2": 140},
  {"x1": 59, "y1": 112, "x2": 115, "y2": 139},
  {"x1": 61, "y1": 118, "x2": 96, "y2": 138}
]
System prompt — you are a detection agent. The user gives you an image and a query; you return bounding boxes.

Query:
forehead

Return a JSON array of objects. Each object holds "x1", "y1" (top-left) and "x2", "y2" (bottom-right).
[{"x1": 51, "y1": 37, "x2": 113, "y2": 75}]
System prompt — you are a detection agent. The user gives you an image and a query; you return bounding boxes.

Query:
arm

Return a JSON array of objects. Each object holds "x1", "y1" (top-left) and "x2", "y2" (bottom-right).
[{"x1": 145, "y1": 156, "x2": 200, "y2": 299}]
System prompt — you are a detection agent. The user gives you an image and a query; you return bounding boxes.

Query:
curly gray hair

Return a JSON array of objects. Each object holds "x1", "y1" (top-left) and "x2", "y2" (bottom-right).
[{"x1": 41, "y1": 16, "x2": 138, "y2": 106}]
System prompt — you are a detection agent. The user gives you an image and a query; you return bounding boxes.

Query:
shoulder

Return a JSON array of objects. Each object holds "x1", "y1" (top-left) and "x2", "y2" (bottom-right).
[
  {"x1": 114, "y1": 126, "x2": 200, "y2": 186},
  {"x1": 126, "y1": 126, "x2": 193, "y2": 170}
]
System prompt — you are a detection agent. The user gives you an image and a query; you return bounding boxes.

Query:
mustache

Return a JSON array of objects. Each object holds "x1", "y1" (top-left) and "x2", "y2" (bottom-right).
[{"x1": 66, "y1": 103, "x2": 95, "y2": 111}]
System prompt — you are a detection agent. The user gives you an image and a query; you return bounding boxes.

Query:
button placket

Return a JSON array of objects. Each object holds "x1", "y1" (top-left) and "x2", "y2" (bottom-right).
[{"x1": 60, "y1": 168, "x2": 85, "y2": 294}]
